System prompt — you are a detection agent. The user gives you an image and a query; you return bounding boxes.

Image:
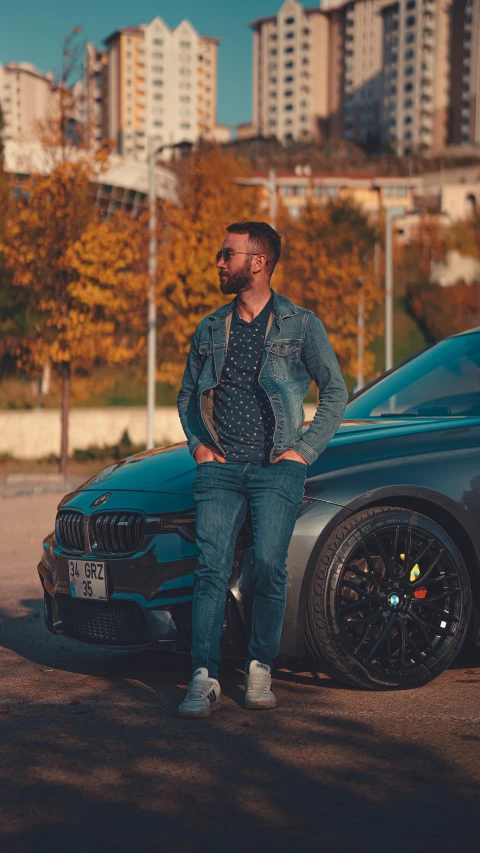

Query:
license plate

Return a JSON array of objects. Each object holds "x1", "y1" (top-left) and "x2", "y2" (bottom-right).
[{"x1": 69, "y1": 560, "x2": 107, "y2": 600}]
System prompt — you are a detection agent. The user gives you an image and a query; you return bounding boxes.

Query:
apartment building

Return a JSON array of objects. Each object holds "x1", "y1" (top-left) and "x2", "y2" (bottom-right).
[
  {"x1": 103, "y1": 17, "x2": 219, "y2": 160},
  {"x1": 0, "y1": 62, "x2": 56, "y2": 143},
  {"x1": 251, "y1": 0, "x2": 480, "y2": 155},
  {"x1": 250, "y1": 0, "x2": 331, "y2": 142},
  {"x1": 450, "y1": 0, "x2": 480, "y2": 145},
  {"x1": 380, "y1": 0, "x2": 453, "y2": 155}
]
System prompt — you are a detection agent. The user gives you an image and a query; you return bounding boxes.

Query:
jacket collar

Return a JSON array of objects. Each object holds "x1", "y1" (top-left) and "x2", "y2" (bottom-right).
[{"x1": 208, "y1": 288, "x2": 297, "y2": 322}]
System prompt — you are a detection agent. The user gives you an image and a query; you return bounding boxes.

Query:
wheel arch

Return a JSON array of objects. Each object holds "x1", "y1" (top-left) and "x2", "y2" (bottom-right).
[{"x1": 297, "y1": 485, "x2": 480, "y2": 654}]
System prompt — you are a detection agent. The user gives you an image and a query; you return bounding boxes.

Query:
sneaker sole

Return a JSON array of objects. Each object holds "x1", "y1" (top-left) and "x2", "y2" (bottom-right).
[
  {"x1": 178, "y1": 700, "x2": 222, "y2": 719},
  {"x1": 244, "y1": 697, "x2": 277, "y2": 710}
]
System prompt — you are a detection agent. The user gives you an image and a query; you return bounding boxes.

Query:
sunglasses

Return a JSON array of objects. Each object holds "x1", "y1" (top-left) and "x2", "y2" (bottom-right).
[{"x1": 215, "y1": 249, "x2": 266, "y2": 264}]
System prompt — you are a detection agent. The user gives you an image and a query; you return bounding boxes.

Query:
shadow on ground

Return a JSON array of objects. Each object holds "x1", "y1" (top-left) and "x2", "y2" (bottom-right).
[{"x1": 0, "y1": 599, "x2": 479, "y2": 853}]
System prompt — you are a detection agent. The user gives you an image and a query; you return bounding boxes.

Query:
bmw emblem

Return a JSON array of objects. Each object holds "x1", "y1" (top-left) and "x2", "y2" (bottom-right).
[
  {"x1": 91, "y1": 493, "x2": 111, "y2": 508},
  {"x1": 389, "y1": 593, "x2": 400, "y2": 608}
]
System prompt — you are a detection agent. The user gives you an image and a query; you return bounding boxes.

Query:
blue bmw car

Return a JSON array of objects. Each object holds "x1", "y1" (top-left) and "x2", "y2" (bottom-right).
[{"x1": 38, "y1": 327, "x2": 480, "y2": 690}]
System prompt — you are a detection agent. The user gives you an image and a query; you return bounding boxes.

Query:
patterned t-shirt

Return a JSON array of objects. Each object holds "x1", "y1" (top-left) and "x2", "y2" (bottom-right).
[{"x1": 213, "y1": 295, "x2": 275, "y2": 462}]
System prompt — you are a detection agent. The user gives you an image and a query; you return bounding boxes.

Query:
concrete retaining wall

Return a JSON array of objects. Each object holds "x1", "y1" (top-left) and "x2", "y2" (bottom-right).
[{"x1": 0, "y1": 405, "x2": 317, "y2": 460}]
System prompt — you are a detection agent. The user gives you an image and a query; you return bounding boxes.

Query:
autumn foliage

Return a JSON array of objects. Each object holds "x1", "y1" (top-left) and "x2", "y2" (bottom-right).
[
  {"x1": 155, "y1": 147, "x2": 262, "y2": 385},
  {"x1": 276, "y1": 200, "x2": 382, "y2": 378},
  {"x1": 399, "y1": 213, "x2": 480, "y2": 343}
]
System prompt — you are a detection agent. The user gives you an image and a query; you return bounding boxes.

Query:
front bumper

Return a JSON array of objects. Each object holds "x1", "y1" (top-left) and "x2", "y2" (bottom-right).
[{"x1": 38, "y1": 531, "x2": 253, "y2": 655}]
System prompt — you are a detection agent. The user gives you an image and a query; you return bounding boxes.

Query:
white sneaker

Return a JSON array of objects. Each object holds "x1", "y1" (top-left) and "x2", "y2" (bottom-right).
[
  {"x1": 178, "y1": 667, "x2": 221, "y2": 719},
  {"x1": 244, "y1": 660, "x2": 277, "y2": 709}
]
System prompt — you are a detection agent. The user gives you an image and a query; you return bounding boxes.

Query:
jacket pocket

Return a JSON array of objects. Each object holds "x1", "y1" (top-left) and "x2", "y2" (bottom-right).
[
  {"x1": 269, "y1": 340, "x2": 301, "y2": 381},
  {"x1": 198, "y1": 343, "x2": 214, "y2": 381}
]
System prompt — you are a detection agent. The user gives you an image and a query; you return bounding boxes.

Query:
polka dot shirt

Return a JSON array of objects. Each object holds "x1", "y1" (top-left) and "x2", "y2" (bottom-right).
[{"x1": 213, "y1": 295, "x2": 275, "y2": 462}]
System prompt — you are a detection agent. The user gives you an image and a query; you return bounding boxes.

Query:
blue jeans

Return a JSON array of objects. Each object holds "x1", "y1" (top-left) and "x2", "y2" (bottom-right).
[{"x1": 191, "y1": 460, "x2": 308, "y2": 678}]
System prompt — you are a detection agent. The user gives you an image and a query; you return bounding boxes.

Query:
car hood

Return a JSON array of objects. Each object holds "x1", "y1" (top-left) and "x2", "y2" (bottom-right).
[{"x1": 70, "y1": 417, "x2": 474, "y2": 497}]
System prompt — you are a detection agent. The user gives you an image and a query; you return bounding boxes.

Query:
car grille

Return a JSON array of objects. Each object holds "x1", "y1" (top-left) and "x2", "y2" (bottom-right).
[
  {"x1": 56, "y1": 511, "x2": 86, "y2": 553},
  {"x1": 57, "y1": 597, "x2": 150, "y2": 646},
  {"x1": 89, "y1": 512, "x2": 144, "y2": 556}
]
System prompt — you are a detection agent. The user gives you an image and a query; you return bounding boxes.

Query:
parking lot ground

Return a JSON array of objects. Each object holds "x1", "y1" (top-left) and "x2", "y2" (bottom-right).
[{"x1": 1, "y1": 494, "x2": 480, "y2": 853}]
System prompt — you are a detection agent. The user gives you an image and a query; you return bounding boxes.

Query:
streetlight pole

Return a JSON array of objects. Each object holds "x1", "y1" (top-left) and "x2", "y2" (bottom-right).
[
  {"x1": 146, "y1": 138, "x2": 193, "y2": 450},
  {"x1": 267, "y1": 168, "x2": 277, "y2": 228},
  {"x1": 147, "y1": 136, "x2": 157, "y2": 451},
  {"x1": 385, "y1": 209, "x2": 394, "y2": 373},
  {"x1": 234, "y1": 170, "x2": 278, "y2": 228},
  {"x1": 356, "y1": 279, "x2": 365, "y2": 391}
]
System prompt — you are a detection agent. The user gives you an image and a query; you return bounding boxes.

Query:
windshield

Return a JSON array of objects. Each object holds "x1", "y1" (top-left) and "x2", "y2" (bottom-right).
[{"x1": 346, "y1": 333, "x2": 480, "y2": 418}]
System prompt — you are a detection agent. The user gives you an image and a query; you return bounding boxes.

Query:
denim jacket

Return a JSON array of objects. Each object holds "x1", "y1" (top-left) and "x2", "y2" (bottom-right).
[{"x1": 177, "y1": 289, "x2": 348, "y2": 465}]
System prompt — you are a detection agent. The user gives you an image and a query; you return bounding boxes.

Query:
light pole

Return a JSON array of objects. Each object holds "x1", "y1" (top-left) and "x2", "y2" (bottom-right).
[
  {"x1": 235, "y1": 169, "x2": 278, "y2": 227},
  {"x1": 146, "y1": 138, "x2": 193, "y2": 450},
  {"x1": 356, "y1": 278, "x2": 365, "y2": 391},
  {"x1": 146, "y1": 136, "x2": 157, "y2": 451},
  {"x1": 384, "y1": 206, "x2": 407, "y2": 373}
]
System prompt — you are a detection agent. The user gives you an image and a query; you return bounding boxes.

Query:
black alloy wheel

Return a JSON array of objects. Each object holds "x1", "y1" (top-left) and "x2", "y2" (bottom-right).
[{"x1": 306, "y1": 507, "x2": 472, "y2": 689}]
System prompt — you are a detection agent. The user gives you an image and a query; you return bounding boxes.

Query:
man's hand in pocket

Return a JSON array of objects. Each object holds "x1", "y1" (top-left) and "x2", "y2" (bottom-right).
[{"x1": 193, "y1": 445, "x2": 226, "y2": 464}]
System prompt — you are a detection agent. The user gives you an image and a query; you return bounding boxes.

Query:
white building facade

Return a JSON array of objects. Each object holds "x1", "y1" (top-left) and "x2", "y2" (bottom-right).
[
  {"x1": 0, "y1": 62, "x2": 56, "y2": 144},
  {"x1": 103, "y1": 17, "x2": 219, "y2": 160}
]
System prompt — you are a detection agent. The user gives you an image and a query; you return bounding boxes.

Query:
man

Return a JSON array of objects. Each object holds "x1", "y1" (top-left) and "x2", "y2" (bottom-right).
[{"x1": 177, "y1": 221, "x2": 348, "y2": 718}]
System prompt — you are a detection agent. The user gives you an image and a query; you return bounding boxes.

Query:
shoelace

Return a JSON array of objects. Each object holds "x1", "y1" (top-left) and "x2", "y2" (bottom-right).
[
  {"x1": 185, "y1": 680, "x2": 214, "y2": 702},
  {"x1": 246, "y1": 672, "x2": 271, "y2": 693}
]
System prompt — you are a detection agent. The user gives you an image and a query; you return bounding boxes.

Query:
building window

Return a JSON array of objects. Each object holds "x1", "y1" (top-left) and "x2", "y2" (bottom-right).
[
  {"x1": 285, "y1": 61, "x2": 294, "y2": 69},
  {"x1": 153, "y1": 93, "x2": 163, "y2": 100},
  {"x1": 270, "y1": 48, "x2": 277, "y2": 56},
  {"x1": 404, "y1": 49, "x2": 414, "y2": 60},
  {"x1": 153, "y1": 80, "x2": 163, "y2": 87},
  {"x1": 285, "y1": 16, "x2": 295, "y2": 24},
  {"x1": 285, "y1": 31, "x2": 295, "y2": 39},
  {"x1": 404, "y1": 98, "x2": 413, "y2": 108},
  {"x1": 153, "y1": 38, "x2": 163, "y2": 46},
  {"x1": 284, "y1": 90, "x2": 293, "y2": 97},
  {"x1": 154, "y1": 120, "x2": 163, "y2": 127},
  {"x1": 152, "y1": 65, "x2": 163, "y2": 73},
  {"x1": 285, "y1": 46, "x2": 294, "y2": 54},
  {"x1": 285, "y1": 103, "x2": 294, "y2": 111},
  {"x1": 284, "y1": 75, "x2": 294, "y2": 83},
  {"x1": 180, "y1": 122, "x2": 191, "y2": 129},
  {"x1": 180, "y1": 41, "x2": 191, "y2": 48}
]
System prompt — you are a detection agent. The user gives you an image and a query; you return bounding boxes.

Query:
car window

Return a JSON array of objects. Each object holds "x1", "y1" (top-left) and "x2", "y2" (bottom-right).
[{"x1": 346, "y1": 334, "x2": 480, "y2": 418}]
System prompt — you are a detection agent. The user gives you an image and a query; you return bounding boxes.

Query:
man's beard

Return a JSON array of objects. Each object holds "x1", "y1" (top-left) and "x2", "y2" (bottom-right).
[{"x1": 219, "y1": 259, "x2": 253, "y2": 295}]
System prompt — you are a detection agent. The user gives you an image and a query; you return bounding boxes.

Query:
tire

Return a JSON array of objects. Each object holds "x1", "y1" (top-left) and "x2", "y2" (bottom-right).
[{"x1": 306, "y1": 506, "x2": 472, "y2": 690}]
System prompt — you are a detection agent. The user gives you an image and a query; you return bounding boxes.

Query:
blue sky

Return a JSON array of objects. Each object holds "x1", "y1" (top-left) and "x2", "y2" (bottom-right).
[{"x1": 0, "y1": 0, "x2": 312, "y2": 126}]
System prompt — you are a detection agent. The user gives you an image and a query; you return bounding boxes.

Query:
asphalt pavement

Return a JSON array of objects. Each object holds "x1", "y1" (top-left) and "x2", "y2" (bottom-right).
[{"x1": 1, "y1": 494, "x2": 480, "y2": 853}]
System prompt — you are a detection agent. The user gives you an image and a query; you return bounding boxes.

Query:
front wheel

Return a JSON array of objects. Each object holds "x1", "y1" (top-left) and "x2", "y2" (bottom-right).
[{"x1": 306, "y1": 507, "x2": 472, "y2": 690}]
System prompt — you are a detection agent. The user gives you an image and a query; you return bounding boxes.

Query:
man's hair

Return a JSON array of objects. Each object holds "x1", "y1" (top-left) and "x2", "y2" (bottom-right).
[{"x1": 226, "y1": 221, "x2": 281, "y2": 274}]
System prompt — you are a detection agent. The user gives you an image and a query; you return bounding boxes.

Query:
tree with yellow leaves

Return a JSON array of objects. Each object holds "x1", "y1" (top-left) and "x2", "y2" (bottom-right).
[
  {"x1": 156, "y1": 146, "x2": 261, "y2": 386},
  {"x1": 1, "y1": 28, "x2": 129, "y2": 474},
  {"x1": 3, "y1": 201, "x2": 147, "y2": 474},
  {"x1": 276, "y1": 200, "x2": 382, "y2": 380}
]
